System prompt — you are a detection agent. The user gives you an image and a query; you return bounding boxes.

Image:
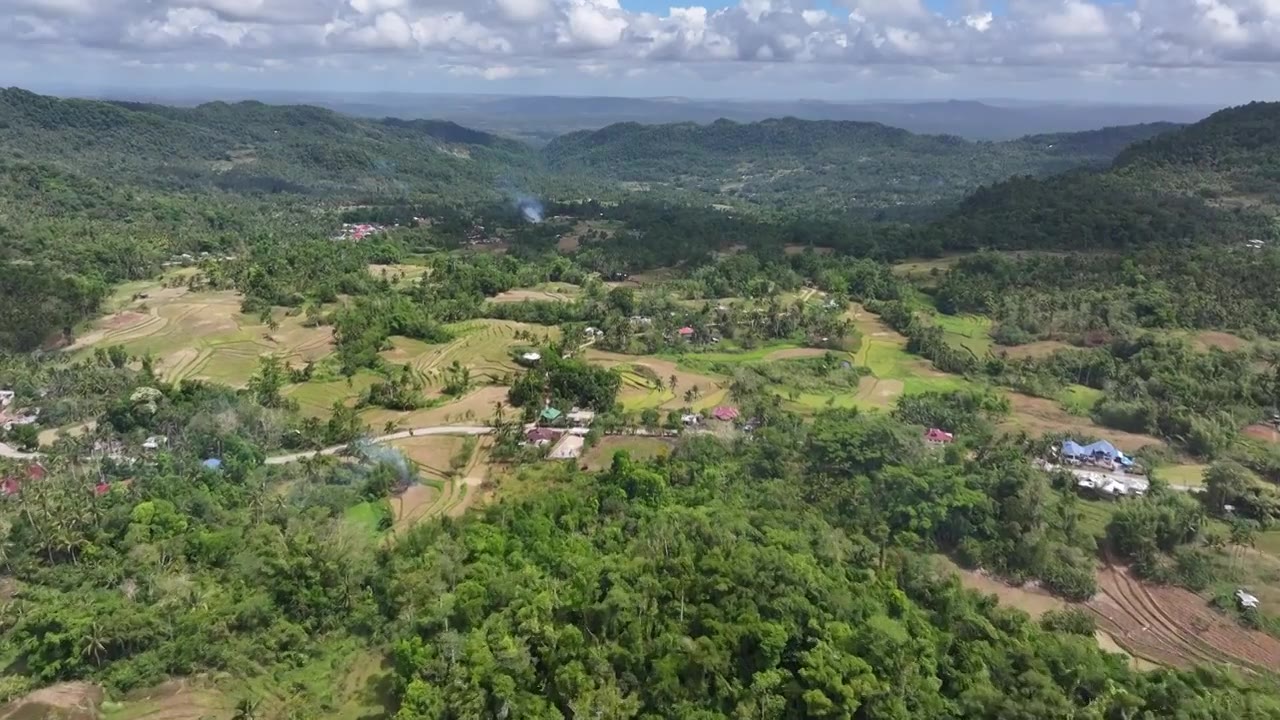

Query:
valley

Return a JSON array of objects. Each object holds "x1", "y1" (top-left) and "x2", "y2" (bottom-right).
[{"x1": 5, "y1": 89, "x2": 1280, "y2": 718}]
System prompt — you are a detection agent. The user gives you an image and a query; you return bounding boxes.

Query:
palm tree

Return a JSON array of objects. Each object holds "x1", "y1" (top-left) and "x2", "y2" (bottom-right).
[{"x1": 669, "y1": 374, "x2": 679, "y2": 393}]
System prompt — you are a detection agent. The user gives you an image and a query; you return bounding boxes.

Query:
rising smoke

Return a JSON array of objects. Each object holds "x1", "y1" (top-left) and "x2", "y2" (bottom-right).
[
  {"x1": 352, "y1": 439, "x2": 415, "y2": 487},
  {"x1": 516, "y1": 194, "x2": 544, "y2": 224}
]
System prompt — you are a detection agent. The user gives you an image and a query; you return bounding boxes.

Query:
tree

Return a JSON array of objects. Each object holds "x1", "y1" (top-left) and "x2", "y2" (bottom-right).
[
  {"x1": 1204, "y1": 461, "x2": 1251, "y2": 513},
  {"x1": 248, "y1": 354, "x2": 289, "y2": 408}
]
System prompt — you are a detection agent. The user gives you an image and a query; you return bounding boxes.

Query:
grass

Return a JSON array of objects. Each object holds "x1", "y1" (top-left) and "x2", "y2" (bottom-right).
[
  {"x1": 582, "y1": 436, "x2": 674, "y2": 470},
  {"x1": 1153, "y1": 464, "x2": 1209, "y2": 488},
  {"x1": 1059, "y1": 385, "x2": 1105, "y2": 415},
  {"x1": 343, "y1": 501, "x2": 388, "y2": 538},
  {"x1": 285, "y1": 370, "x2": 380, "y2": 418},
  {"x1": 930, "y1": 312, "x2": 994, "y2": 356}
]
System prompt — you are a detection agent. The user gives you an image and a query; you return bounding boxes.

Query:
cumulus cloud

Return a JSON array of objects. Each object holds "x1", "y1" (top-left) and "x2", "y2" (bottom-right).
[{"x1": 4, "y1": 0, "x2": 1280, "y2": 87}]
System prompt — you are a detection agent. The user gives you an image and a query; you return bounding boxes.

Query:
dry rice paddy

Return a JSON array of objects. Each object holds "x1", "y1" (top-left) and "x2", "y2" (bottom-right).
[{"x1": 72, "y1": 288, "x2": 333, "y2": 388}]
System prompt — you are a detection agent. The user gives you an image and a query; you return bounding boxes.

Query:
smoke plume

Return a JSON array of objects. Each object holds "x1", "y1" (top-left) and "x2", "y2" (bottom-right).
[
  {"x1": 353, "y1": 439, "x2": 415, "y2": 486},
  {"x1": 517, "y1": 194, "x2": 544, "y2": 224}
]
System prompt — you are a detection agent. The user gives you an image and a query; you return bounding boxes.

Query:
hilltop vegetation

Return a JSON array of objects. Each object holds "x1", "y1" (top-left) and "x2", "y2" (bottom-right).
[
  {"x1": 544, "y1": 117, "x2": 1177, "y2": 215},
  {"x1": 925, "y1": 102, "x2": 1280, "y2": 252},
  {"x1": 0, "y1": 88, "x2": 542, "y2": 198}
]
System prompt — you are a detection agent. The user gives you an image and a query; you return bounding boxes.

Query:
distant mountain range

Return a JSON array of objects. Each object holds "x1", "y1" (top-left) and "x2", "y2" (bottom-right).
[
  {"x1": 65, "y1": 87, "x2": 1215, "y2": 144},
  {"x1": 0, "y1": 87, "x2": 1225, "y2": 219}
]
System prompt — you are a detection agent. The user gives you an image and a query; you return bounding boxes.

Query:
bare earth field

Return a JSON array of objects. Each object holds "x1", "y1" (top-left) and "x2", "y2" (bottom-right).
[
  {"x1": 586, "y1": 349, "x2": 729, "y2": 412},
  {"x1": 1244, "y1": 424, "x2": 1280, "y2": 444},
  {"x1": 489, "y1": 283, "x2": 581, "y2": 304},
  {"x1": 1191, "y1": 330, "x2": 1251, "y2": 352},
  {"x1": 1089, "y1": 565, "x2": 1280, "y2": 672},
  {"x1": 1003, "y1": 393, "x2": 1167, "y2": 452},
  {"x1": 995, "y1": 341, "x2": 1075, "y2": 359}
]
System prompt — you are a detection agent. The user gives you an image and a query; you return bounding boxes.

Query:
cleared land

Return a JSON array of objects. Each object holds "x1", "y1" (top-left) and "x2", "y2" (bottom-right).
[
  {"x1": 387, "y1": 435, "x2": 465, "y2": 477},
  {"x1": 587, "y1": 349, "x2": 730, "y2": 412},
  {"x1": 1003, "y1": 393, "x2": 1167, "y2": 453},
  {"x1": 1089, "y1": 564, "x2": 1280, "y2": 672},
  {"x1": 846, "y1": 305, "x2": 971, "y2": 409},
  {"x1": 1244, "y1": 424, "x2": 1280, "y2": 444},
  {"x1": 490, "y1": 283, "x2": 582, "y2": 304},
  {"x1": 363, "y1": 385, "x2": 511, "y2": 429},
  {"x1": 582, "y1": 436, "x2": 674, "y2": 470},
  {"x1": 937, "y1": 559, "x2": 1155, "y2": 671},
  {"x1": 367, "y1": 263, "x2": 430, "y2": 285},
  {"x1": 930, "y1": 312, "x2": 993, "y2": 356},
  {"x1": 995, "y1": 340, "x2": 1075, "y2": 359},
  {"x1": 73, "y1": 287, "x2": 333, "y2": 388},
  {"x1": 1154, "y1": 463, "x2": 1209, "y2": 488},
  {"x1": 1191, "y1": 330, "x2": 1251, "y2": 352},
  {"x1": 382, "y1": 320, "x2": 560, "y2": 382}
]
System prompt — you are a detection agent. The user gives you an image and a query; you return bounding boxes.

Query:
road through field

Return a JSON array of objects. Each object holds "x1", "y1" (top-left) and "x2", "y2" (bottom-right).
[{"x1": 265, "y1": 426, "x2": 492, "y2": 465}]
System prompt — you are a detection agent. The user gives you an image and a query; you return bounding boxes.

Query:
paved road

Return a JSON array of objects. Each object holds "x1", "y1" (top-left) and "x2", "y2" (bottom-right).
[
  {"x1": 264, "y1": 426, "x2": 492, "y2": 465},
  {"x1": 0, "y1": 442, "x2": 40, "y2": 461}
]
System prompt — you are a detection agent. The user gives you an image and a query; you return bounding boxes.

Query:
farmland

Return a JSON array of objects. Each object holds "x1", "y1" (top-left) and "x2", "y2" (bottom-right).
[
  {"x1": 72, "y1": 283, "x2": 333, "y2": 388},
  {"x1": 582, "y1": 436, "x2": 674, "y2": 470},
  {"x1": 490, "y1": 282, "x2": 582, "y2": 304}
]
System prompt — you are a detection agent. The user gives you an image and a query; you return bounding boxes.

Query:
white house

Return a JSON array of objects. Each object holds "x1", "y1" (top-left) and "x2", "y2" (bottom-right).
[
  {"x1": 521, "y1": 352, "x2": 542, "y2": 363},
  {"x1": 142, "y1": 436, "x2": 168, "y2": 451},
  {"x1": 1237, "y1": 589, "x2": 1261, "y2": 610},
  {"x1": 681, "y1": 413, "x2": 702, "y2": 426},
  {"x1": 567, "y1": 409, "x2": 596, "y2": 424},
  {"x1": 0, "y1": 390, "x2": 13, "y2": 408}
]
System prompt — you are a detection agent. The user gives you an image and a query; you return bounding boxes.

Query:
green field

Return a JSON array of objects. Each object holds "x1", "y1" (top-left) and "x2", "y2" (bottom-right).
[
  {"x1": 1153, "y1": 464, "x2": 1209, "y2": 488},
  {"x1": 931, "y1": 312, "x2": 994, "y2": 355},
  {"x1": 343, "y1": 501, "x2": 388, "y2": 538},
  {"x1": 1059, "y1": 384, "x2": 1105, "y2": 415}
]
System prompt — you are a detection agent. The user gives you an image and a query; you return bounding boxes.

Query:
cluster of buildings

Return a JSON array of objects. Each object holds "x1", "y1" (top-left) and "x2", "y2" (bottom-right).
[
  {"x1": 1, "y1": 463, "x2": 45, "y2": 497},
  {"x1": 465, "y1": 224, "x2": 502, "y2": 246},
  {"x1": 332, "y1": 222, "x2": 389, "y2": 242},
  {"x1": 1044, "y1": 438, "x2": 1150, "y2": 498},
  {"x1": 161, "y1": 251, "x2": 237, "y2": 268},
  {"x1": 0, "y1": 390, "x2": 39, "y2": 432}
]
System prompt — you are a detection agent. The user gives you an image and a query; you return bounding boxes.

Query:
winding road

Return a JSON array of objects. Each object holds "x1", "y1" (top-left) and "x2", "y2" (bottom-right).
[
  {"x1": 264, "y1": 426, "x2": 492, "y2": 465},
  {"x1": 0, "y1": 442, "x2": 40, "y2": 461}
]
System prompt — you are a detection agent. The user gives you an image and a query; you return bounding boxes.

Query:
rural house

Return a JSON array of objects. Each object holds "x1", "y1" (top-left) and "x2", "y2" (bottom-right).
[
  {"x1": 525, "y1": 428, "x2": 559, "y2": 447},
  {"x1": 540, "y1": 407, "x2": 564, "y2": 424},
  {"x1": 712, "y1": 406, "x2": 740, "y2": 422},
  {"x1": 925, "y1": 428, "x2": 955, "y2": 444}
]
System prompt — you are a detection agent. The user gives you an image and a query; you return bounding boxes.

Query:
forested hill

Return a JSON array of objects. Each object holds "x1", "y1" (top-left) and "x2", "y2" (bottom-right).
[
  {"x1": 542, "y1": 116, "x2": 1179, "y2": 214},
  {"x1": 926, "y1": 102, "x2": 1280, "y2": 252},
  {"x1": 0, "y1": 88, "x2": 542, "y2": 198}
]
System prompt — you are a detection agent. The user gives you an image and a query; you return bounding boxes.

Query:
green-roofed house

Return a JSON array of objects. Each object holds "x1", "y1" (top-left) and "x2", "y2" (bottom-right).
[{"x1": 540, "y1": 407, "x2": 563, "y2": 423}]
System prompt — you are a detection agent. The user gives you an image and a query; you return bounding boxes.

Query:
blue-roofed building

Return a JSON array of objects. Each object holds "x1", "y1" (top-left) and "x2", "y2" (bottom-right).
[
  {"x1": 202, "y1": 458, "x2": 223, "y2": 471},
  {"x1": 1061, "y1": 439, "x2": 1133, "y2": 467}
]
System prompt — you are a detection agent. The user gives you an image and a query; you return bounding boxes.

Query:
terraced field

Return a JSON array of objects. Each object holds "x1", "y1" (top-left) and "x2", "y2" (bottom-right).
[
  {"x1": 1089, "y1": 564, "x2": 1280, "y2": 672},
  {"x1": 73, "y1": 287, "x2": 333, "y2": 388},
  {"x1": 490, "y1": 283, "x2": 582, "y2": 304},
  {"x1": 586, "y1": 350, "x2": 730, "y2": 412},
  {"x1": 382, "y1": 320, "x2": 560, "y2": 384}
]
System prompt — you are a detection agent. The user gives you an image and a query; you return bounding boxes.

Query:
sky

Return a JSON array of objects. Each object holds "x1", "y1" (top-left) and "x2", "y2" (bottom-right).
[{"x1": 3, "y1": 0, "x2": 1280, "y2": 103}]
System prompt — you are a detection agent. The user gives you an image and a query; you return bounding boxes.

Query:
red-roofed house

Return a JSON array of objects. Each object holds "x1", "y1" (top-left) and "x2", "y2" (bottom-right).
[
  {"x1": 94, "y1": 482, "x2": 111, "y2": 497},
  {"x1": 925, "y1": 428, "x2": 955, "y2": 445},
  {"x1": 712, "y1": 406, "x2": 740, "y2": 422},
  {"x1": 1, "y1": 478, "x2": 19, "y2": 496},
  {"x1": 26, "y1": 464, "x2": 46, "y2": 481},
  {"x1": 678, "y1": 327, "x2": 695, "y2": 338},
  {"x1": 525, "y1": 428, "x2": 560, "y2": 446}
]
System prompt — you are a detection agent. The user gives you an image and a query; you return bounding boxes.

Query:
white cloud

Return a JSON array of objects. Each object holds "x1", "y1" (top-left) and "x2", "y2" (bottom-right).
[{"x1": 5, "y1": 0, "x2": 1280, "y2": 92}]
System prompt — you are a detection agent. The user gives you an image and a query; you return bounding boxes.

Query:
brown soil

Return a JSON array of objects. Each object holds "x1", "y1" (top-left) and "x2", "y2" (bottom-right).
[
  {"x1": 1244, "y1": 424, "x2": 1280, "y2": 445},
  {"x1": 490, "y1": 288, "x2": 577, "y2": 303},
  {"x1": 390, "y1": 484, "x2": 442, "y2": 532},
  {"x1": 995, "y1": 341, "x2": 1074, "y2": 359},
  {"x1": 1088, "y1": 565, "x2": 1280, "y2": 672},
  {"x1": 783, "y1": 244, "x2": 834, "y2": 256},
  {"x1": 1191, "y1": 331, "x2": 1250, "y2": 352},
  {"x1": 0, "y1": 682, "x2": 104, "y2": 720},
  {"x1": 387, "y1": 436, "x2": 465, "y2": 477},
  {"x1": 1004, "y1": 393, "x2": 1166, "y2": 453}
]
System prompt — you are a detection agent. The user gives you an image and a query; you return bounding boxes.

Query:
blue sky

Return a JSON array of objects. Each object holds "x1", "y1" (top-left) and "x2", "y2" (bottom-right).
[{"x1": 2, "y1": 0, "x2": 1277, "y2": 104}]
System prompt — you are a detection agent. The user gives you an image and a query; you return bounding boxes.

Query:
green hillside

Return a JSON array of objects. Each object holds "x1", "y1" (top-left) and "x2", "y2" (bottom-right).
[
  {"x1": 926, "y1": 102, "x2": 1280, "y2": 252},
  {"x1": 0, "y1": 88, "x2": 542, "y2": 198},
  {"x1": 543, "y1": 116, "x2": 1178, "y2": 214}
]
